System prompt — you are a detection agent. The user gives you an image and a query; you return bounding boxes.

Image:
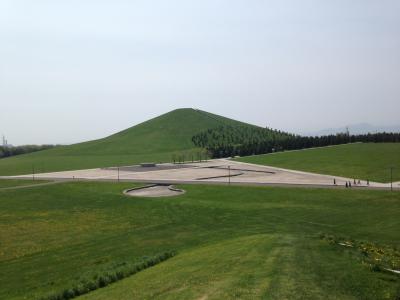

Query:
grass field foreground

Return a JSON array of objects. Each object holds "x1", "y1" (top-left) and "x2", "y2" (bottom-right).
[{"x1": 0, "y1": 182, "x2": 399, "y2": 299}]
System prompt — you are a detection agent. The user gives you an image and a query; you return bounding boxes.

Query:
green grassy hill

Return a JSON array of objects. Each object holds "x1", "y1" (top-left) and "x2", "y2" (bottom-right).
[
  {"x1": 236, "y1": 143, "x2": 400, "y2": 183},
  {"x1": 1, "y1": 181, "x2": 399, "y2": 299},
  {"x1": 0, "y1": 108, "x2": 269, "y2": 176}
]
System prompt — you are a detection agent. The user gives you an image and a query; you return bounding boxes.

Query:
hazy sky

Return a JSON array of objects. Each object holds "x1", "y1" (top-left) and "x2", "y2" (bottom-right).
[{"x1": 1, "y1": 0, "x2": 399, "y2": 145}]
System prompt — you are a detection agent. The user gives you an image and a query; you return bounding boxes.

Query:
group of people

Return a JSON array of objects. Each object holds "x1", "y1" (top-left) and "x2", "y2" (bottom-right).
[{"x1": 333, "y1": 178, "x2": 370, "y2": 188}]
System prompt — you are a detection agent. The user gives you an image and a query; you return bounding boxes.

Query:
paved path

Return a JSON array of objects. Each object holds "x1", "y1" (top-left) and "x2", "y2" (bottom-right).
[
  {"x1": 0, "y1": 180, "x2": 69, "y2": 191},
  {"x1": 1, "y1": 159, "x2": 398, "y2": 191}
]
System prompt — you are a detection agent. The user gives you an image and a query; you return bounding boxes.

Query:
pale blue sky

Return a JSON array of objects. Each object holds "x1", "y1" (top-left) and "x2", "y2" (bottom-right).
[{"x1": 1, "y1": 0, "x2": 399, "y2": 145}]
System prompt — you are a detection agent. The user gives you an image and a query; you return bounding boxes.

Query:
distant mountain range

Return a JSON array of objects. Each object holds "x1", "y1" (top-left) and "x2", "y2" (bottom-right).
[{"x1": 304, "y1": 123, "x2": 400, "y2": 137}]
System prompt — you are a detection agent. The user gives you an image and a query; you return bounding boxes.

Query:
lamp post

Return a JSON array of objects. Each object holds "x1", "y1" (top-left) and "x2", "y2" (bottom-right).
[
  {"x1": 390, "y1": 166, "x2": 394, "y2": 192},
  {"x1": 228, "y1": 166, "x2": 231, "y2": 185}
]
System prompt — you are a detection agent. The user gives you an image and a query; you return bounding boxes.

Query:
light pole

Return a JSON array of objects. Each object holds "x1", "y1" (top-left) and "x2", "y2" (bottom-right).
[
  {"x1": 228, "y1": 166, "x2": 231, "y2": 185},
  {"x1": 390, "y1": 166, "x2": 394, "y2": 192}
]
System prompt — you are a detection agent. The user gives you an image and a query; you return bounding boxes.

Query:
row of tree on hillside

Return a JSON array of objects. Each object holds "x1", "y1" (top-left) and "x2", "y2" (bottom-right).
[
  {"x1": 192, "y1": 126, "x2": 400, "y2": 158},
  {"x1": 171, "y1": 150, "x2": 210, "y2": 164},
  {"x1": 0, "y1": 145, "x2": 58, "y2": 159}
]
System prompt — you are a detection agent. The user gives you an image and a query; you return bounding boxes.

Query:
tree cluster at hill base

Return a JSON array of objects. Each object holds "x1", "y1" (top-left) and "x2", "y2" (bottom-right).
[
  {"x1": 192, "y1": 125, "x2": 400, "y2": 158},
  {"x1": 0, "y1": 145, "x2": 58, "y2": 159}
]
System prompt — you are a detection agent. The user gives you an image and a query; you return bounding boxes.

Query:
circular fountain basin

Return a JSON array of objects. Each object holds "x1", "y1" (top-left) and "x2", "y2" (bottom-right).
[{"x1": 124, "y1": 185, "x2": 185, "y2": 197}]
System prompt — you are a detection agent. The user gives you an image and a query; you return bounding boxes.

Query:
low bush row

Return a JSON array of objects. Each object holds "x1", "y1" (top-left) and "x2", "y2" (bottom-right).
[{"x1": 41, "y1": 251, "x2": 176, "y2": 300}]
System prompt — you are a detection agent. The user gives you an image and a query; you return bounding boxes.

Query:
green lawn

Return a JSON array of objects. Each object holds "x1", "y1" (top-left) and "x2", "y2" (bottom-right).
[
  {"x1": 0, "y1": 182, "x2": 399, "y2": 299},
  {"x1": 0, "y1": 179, "x2": 48, "y2": 189},
  {"x1": 0, "y1": 152, "x2": 198, "y2": 176},
  {"x1": 236, "y1": 143, "x2": 400, "y2": 183}
]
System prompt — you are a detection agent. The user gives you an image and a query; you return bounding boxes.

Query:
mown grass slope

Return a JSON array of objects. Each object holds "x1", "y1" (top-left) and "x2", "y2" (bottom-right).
[
  {"x1": 0, "y1": 109, "x2": 257, "y2": 176},
  {"x1": 236, "y1": 143, "x2": 400, "y2": 183},
  {"x1": 0, "y1": 181, "x2": 399, "y2": 299}
]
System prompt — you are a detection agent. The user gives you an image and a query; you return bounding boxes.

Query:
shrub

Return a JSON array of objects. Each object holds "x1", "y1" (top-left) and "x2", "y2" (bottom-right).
[{"x1": 40, "y1": 251, "x2": 176, "y2": 300}]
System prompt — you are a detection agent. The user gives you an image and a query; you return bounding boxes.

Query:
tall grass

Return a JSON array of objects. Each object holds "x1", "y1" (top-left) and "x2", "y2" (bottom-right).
[{"x1": 320, "y1": 233, "x2": 400, "y2": 275}]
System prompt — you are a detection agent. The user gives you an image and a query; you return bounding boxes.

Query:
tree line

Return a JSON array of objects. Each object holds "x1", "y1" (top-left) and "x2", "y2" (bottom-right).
[
  {"x1": 0, "y1": 144, "x2": 57, "y2": 159},
  {"x1": 192, "y1": 125, "x2": 400, "y2": 158}
]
